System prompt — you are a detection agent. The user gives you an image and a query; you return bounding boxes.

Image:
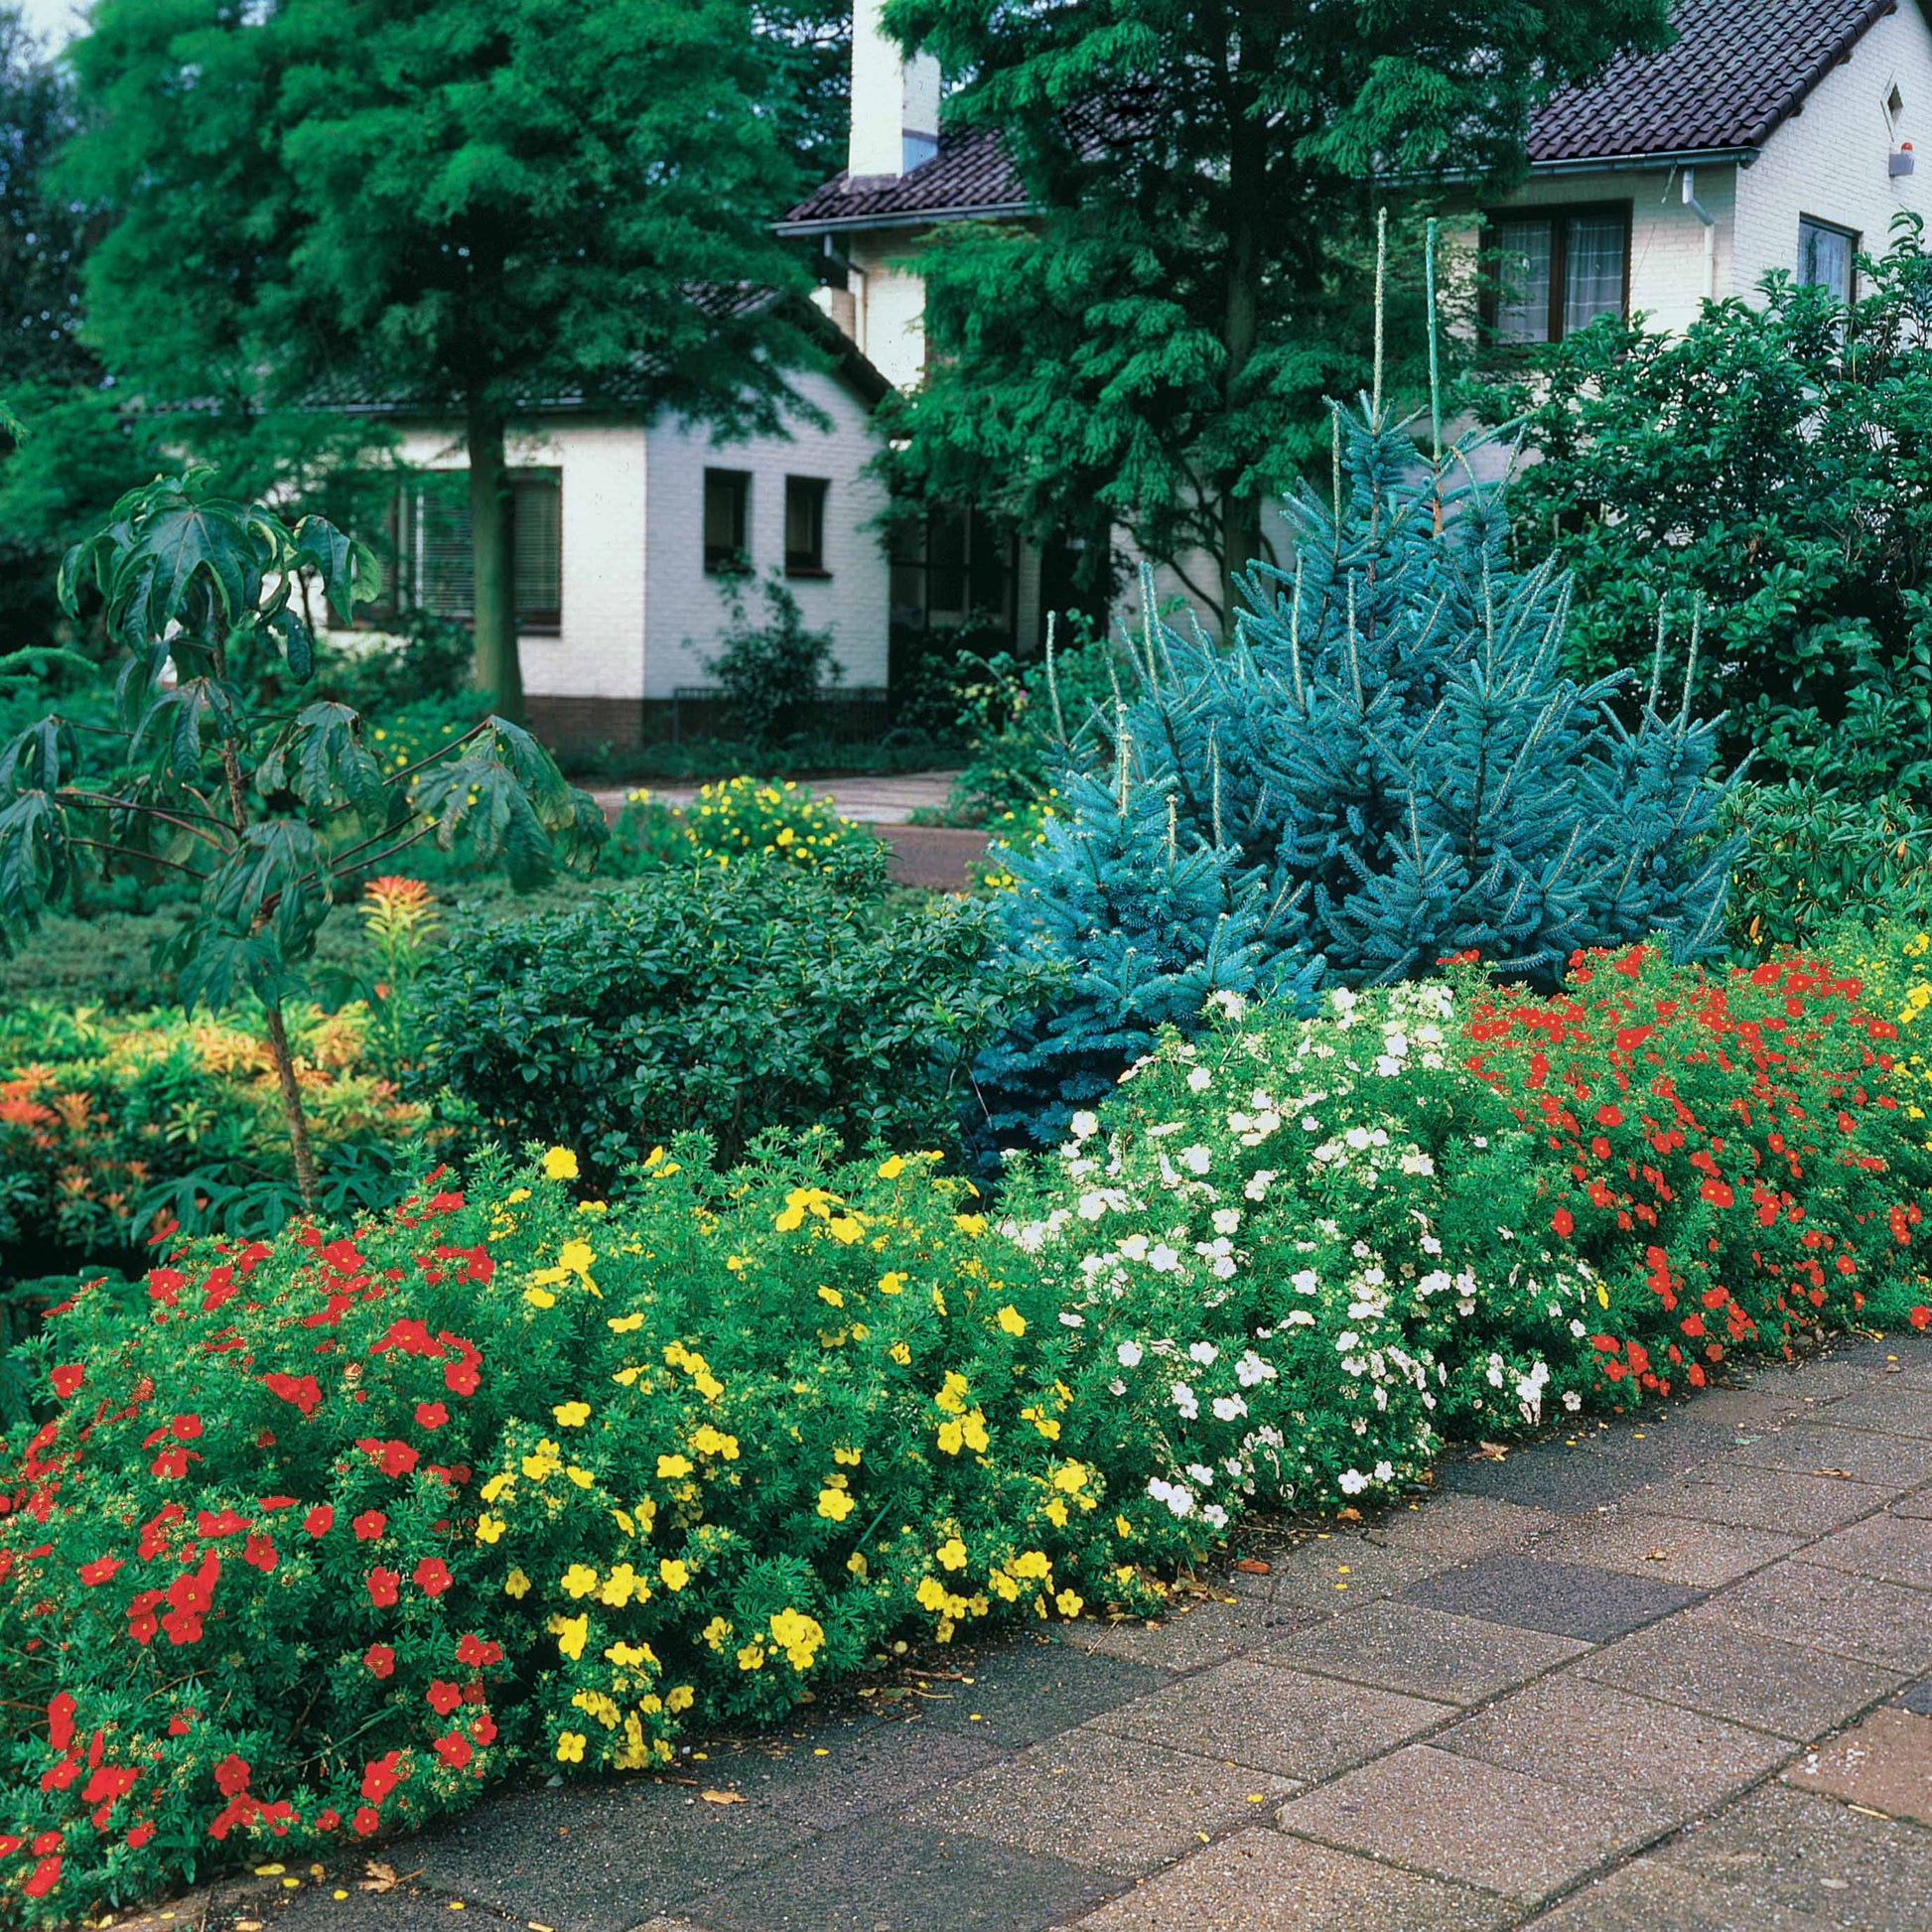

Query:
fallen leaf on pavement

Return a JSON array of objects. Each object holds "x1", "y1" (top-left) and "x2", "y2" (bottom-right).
[
  {"x1": 1234, "y1": 1559, "x2": 1272, "y2": 1575},
  {"x1": 1474, "y1": 1443, "x2": 1510, "y2": 1461},
  {"x1": 700, "y1": 1789, "x2": 745, "y2": 1806}
]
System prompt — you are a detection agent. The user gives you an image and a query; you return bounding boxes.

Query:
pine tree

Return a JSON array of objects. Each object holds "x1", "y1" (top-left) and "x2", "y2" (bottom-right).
[{"x1": 972, "y1": 228, "x2": 1736, "y2": 1161}]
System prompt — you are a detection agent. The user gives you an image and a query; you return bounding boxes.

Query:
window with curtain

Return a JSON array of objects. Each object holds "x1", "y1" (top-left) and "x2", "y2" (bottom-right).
[
  {"x1": 393, "y1": 469, "x2": 562, "y2": 632},
  {"x1": 784, "y1": 476, "x2": 829, "y2": 575},
  {"x1": 703, "y1": 469, "x2": 752, "y2": 574},
  {"x1": 1798, "y1": 217, "x2": 1857, "y2": 302},
  {"x1": 1486, "y1": 206, "x2": 1629, "y2": 345}
]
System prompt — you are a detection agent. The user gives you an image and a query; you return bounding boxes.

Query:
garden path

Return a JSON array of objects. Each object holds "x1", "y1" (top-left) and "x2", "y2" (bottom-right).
[{"x1": 152, "y1": 1332, "x2": 1932, "y2": 1932}]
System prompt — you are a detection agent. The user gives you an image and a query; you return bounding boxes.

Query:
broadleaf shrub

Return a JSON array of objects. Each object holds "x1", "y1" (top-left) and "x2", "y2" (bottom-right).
[
  {"x1": 411, "y1": 859, "x2": 1041, "y2": 1177},
  {"x1": 606, "y1": 777, "x2": 878, "y2": 877}
]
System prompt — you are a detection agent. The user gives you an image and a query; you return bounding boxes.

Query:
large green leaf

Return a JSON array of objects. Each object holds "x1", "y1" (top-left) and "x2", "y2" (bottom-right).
[
  {"x1": 256, "y1": 700, "x2": 390, "y2": 829},
  {"x1": 0, "y1": 791, "x2": 70, "y2": 943}
]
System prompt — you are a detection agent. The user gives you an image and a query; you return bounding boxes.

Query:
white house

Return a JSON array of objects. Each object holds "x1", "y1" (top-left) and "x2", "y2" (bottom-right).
[
  {"x1": 331, "y1": 308, "x2": 896, "y2": 757},
  {"x1": 780, "y1": 0, "x2": 1932, "y2": 642}
]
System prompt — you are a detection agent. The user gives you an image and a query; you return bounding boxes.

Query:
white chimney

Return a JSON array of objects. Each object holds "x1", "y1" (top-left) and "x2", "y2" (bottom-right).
[{"x1": 848, "y1": 0, "x2": 939, "y2": 181}]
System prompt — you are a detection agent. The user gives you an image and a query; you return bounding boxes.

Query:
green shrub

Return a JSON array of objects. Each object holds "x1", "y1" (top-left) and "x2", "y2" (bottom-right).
[
  {"x1": 410, "y1": 858, "x2": 1040, "y2": 1177},
  {"x1": 0, "y1": 1003, "x2": 428, "y2": 1261},
  {"x1": 704, "y1": 573, "x2": 840, "y2": 753},
  {"x1": 1721, "y1": 781, "x2": 1932, "y2": 954},
  {"x1": 605, "y1": 777, "x2": 881, "y2": 878}
]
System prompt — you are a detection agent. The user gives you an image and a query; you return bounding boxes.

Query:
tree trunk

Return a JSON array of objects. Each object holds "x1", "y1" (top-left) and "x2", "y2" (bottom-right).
[
  {"x1": 1217, "y1": 58, "x2": 1265, "y2": 640},
  {"x1": 262, "y1": 998, "x2": 321, "y2": 1215},
  {"x1": 467, "y1": 397, "x2": 523, "y2": 722}
]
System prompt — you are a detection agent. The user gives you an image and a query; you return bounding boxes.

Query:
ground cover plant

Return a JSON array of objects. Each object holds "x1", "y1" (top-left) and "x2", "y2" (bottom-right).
[{"x1": 607, "y1": 777, "x2": 878, "y2": 877}]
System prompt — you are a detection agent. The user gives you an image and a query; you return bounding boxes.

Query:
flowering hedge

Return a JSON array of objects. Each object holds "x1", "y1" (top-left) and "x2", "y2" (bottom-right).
[{"x1": 4, "y1": 940, "x2": 1926, "y2": 1924}]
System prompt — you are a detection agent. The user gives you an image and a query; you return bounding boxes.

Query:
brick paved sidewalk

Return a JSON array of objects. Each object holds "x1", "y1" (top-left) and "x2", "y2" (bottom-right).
[{"x1": 181, "y1": 1333, "x2": 1932, "y2": 1932}]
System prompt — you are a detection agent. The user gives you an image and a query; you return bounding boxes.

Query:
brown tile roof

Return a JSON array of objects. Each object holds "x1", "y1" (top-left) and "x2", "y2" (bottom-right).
[{"x1": 780, "y1": 0, "x2": 1908, "y2": 230}]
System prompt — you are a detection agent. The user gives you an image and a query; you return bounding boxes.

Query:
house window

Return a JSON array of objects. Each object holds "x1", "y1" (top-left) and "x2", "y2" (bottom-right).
[
  {"x1": 1486, "y1": 205, "x2": 1630, "y2": 345},
  {"x1": 890, "y1": 506, "x2": 1015, "y2": 633},
  {"x1": 392, "y1": 469, "x2": 562, "y2": 632},
  {"x1": 784, "y1": 476, "x2": 829, "y2": 576},
  {"x1": 703, "y1": 468, "x2": 751, "y2": 574},
  {"x1": 1798, "y1": 216, "x2": 1858, "y2": 302}
]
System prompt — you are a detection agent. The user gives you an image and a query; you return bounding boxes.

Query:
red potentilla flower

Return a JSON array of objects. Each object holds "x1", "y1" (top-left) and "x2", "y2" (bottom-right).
[
  {"x1": 1551, "y1": 1207, "x2": 1575, "y2": 1238},
  {"x1": 50, "y1": 1364, "x2": 82, "y2": 1399},
  {"x1": 23, "y1": 1856, "x2": 60, "y2": 1898},
  {"x1": 358, "y1": 1438, "x2": 420, "y2": 1478},
  {"x1": 433, "y1": 1731, "x2": 474, "y2": 1770},
  {"x1": 415, "y1": 1401, "x2": 449, "y2": 1431},
  {"x1": 351, "y1": 1806, "x2": 381, "y2": 1837},
  {"x1": 213, "y1": 1753, "x2": 251, "y2": 1797},
  {"x1": 427, "y1": 1680, "x2": 462, "y2": 1716},
  {"x1": 314, "y1": 1809, "x2": 340, "y2": 1833},
  {"x1": 167, "y1": 1714, "x2": 195, "y2": 1736},
  {"x1": 78, "y1": 1556, "x2": 123, "y2": 1587},
  {"x1": 472, "y1": 1711, "x2": 497, "y2": 1746},
  {"x1": 352, "y1": 1510, "x2": 388, "y2": 1542},
  {"x1": 414, "y1": 1557, "x2": 453, "y2": 1598},
  {"x1": 262, "y1": 1371, "x2": 324, "y2": 1416},
  {"x1": 360, "y1": 1751, "x2": 404, "y2": 1803},
  {"x1": 305, "y1": 1504, "x2": 334, "y2": 1538},
  {"x1": 170, "y1": 1414, "x2": 203, "y2": 1442},
  {"x1": 47, "y1": 1693, "x2": 75, "y2": 1753},
  {"x1": 147, "y1": 1268, "x2": 185, "y2": 1308},
  {"x1": 29, "y1": 1832, "x2": 61, "y2": 1858},
  {"x1": 1910, "y1": 1307, "x2": 1931, "y2": 1331},
  {"x1": 243, "y1": 1532, "x2": 279, "y2": 1573},
  {"x1": 125, "y1": 1821, "x2": 155, "y2": 1850},
  {"x1": 455, "y1": 1633, "x2": 502, "y2": 1668},
  {"x1": 367, "y1": 1568, "x2": 400, "y2": 1608},
  {"x1": 364, "y1": 1644, "x2": 395, "y2": 1679},
  {"x1": 196, "y1": 1509, "x2": 248, "y2": 1539}
]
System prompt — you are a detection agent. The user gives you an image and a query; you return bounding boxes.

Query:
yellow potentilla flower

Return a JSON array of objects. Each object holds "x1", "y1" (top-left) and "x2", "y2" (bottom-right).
[
  {"x1": 666, "y1": 1685, "x2": 695, "y2": 1713},
  {"x1": 1051, "y1": 1461, "x2": 1089, "y2": 1493},
  {"x1": 1012, "y1": 1550, "x2": 1052, "y2": 1580},
  {"x1": 555, "y1": 1731, "x2": 586, "y2": 1764},
  {"x1": 877, "y1": 1155, "x2": 905, "y2": 1179},
  {"x1": 847, "y1": 1551, "x2": 869, "y2": 1580},
  {"x1": 505, "y1": 1567, "x2": 531, "y2": 1598},
  {"x1": 996, "y1": 1306, "x2": 1027, "y2": 1336},
  {"x1": 954, "y1": 1213, "x2": 987, "y2": 1237},
  {"x1": 935, "y1": 1371, "x2": 970, "y2": 1416},
  {"x1": 818, "y1": 1286, "x2": 845, "y2": 1308},
  {"x1": 554, "y1": 1614, "x2": 589, "y2": 1662},
  {"x1": 475, "y1": 1514, "x2": 504, "y2": 1544},
  {"x1": 659, "y1": 1557, "x2": 690, "y2": 1590},
  {"x1": 506, "y1": 1187, "x2": 532, "y2": 1204},
  {"x1": 558, "y1": 1240, "x2": 596, "y2": 1276},
  {"x1": 525, "y1": 1288, "x2": 557, "y2": 1310},
  {"x1": 702, "y1": 1615, "x2": 732, "y2": 1651},
  {"x1": 827, "y1": 1215, "x2": 865, "y2": 1244},
  {"x1": 481, "y1": 1472, "x2": 513, "y2": 1503},
  {"x1": 609, "y1": 1312, "x2": 644, "y2": 1332},
  {"x1": 606, "y1": 1640, "x2": 657, "y2": 1667},
  {"x1": 878, "y1": 1271, "x2": 907, "y2": 1295},
  {"x1": 554, "y1": 1401, "x2": 592, "y2": 1428},
  {"x1": 561, "y1": 1564, "x2": 600, "y2": 1598},
  {"x1": 936, "y1": 1537, "x2": 967, "y2": 1571},
  {"x1": 600, "y1": 1564, "x2": 642, "y2": 1606},
  {"x1": 1055, "y1": 1589, "x2": 1084, "y2": 1618},
  {"x1": 890, "y1": 1341, "x2": 911, "y2": 1365},
  {"x1": 522, "y1": 1451, "x2": 560, "y2": 1480},
  {"x1": 565, "y1": 1465, "x2": 594, "y2": 1488},
  {"x1": 543, "y1": 1148, "x2": 580, "y2": 1180},
  {"x1": 691, "y1": 1425, "x2": 739, "y2": 1459},
  {"x1": 657, "y1": 1453, "x2": 693, "y2": 1479},
  {"x1": 832, "y1": 1446, "x2": 862, "y2": 1465},
  {"x1": 816, "y1": 1486, "x2": 856, "y2": 1521},
  {"x1": 737, "y1": 1644, "x2": 766, "y2": 1672}
]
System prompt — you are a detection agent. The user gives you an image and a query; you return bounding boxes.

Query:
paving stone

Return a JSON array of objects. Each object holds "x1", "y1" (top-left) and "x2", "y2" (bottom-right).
[
  {"x1": 1729, "y1": 1422, "x2": 1932, "y2": 1488},
  {"x1": 413, "y1": 1776, "x2": 809, "y2": 1932},
  {"x1": 1439, "y1": 1442, "x2": 1654, "y2": 1514},
  {"x1": 1066, "y1": 1829, "x2": 1515, "y2": 1932},
  {"x1": 1808, "y1": 1510, "x2": 1932, "y2": 1591},
  {"x1": 1585, "y1": 1415, "x2": 1732, "y2": 1477},
  {"x1": 1888, "y1": 1483, "x2": 1932, "y2": 1520},
  {"x1": 1812, "y1": 1385, "x2": 1932, "y2": 1440},
  {"x1": 1636, "y1": 1463, "x2": 1887, "y2": 1537},
  {"x1": 916, "y1": 1636, "x2": 1170, "y2": 1749},
  {"x1": 1520, "y1": 1783, "x2": 1932, "y2": 1930},
  {"x1": 1401, "y1": 1553, "x2": 1704, "y2": 1642},
  {"x1": 1266, "y1": 1536, "x2": 1445, "y2": 1609},
  {"x1": 1368, "y1": 1491, "x2": 1559, "y2": 1562},
  {"x1": 1897, "y1": 1677, "x2": 1932, "y2": 1717},
  {"x1": 1277, "y1": 1744, "x2": 1670, "y2": 1904},
  {"x1": 1575, "y1": 1615, "x2": 1906, "y2": 1741},
  {"x1": 1787, "y1": 1706, "x2": 1932, "y2": 1824},
  {"x1": 1776, "y1": 1348, "x2": 1900, "y2": 1403},
  {"x1": 1696, "y1": 1559, "x2": 1932, "y2": 1672},
  {"x1": 207, "y1": 1879, "x2": 508, "y2": 1931},
  {"x1": 1434, "y1": 1671, "x2": 1791, "y2": 1808},
  {"x1": 1684, "y1": 1383, "x2": 1816, "y2": 1432},
  {"x1": 1065, "y1": 1593, "x2": 1321, "y2": 1672},
  {"x1": 711, "y1": 1718, "x2": 1009, "y2": 1833},
  {"x1": 1086, "y1": 1656, "x2": 1455, "y2": 1781},
  {"x1": 1527, "y1": 1508, "x2": 1800, "y2": 1589},
  {"x1": 902, "y1": 1724, "x2": 1297, "y2": 1877},
  {"x1": 1263, "y1": 1598, "x2": 1589, "y2": 1706},
  {"x1": 678, "y1": 1815, "x2": 1120, "y2": 1931}
]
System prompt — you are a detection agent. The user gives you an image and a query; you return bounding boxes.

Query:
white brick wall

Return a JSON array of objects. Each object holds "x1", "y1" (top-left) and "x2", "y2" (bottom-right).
[
  {"x1": 846, "y1": 226, "x2": 930, "y2": 390},
  {"x1": 1733, "y1": 4, "x2": 1932, "y2": 293},
  {"x1": 642, "y1": 364, "x2": 892, "y2": 697}
]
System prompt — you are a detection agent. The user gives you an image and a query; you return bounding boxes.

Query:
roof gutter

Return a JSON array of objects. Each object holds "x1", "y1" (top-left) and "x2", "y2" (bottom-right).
[
  {"x1": 775, "y1": 200, "x2": 1033, "y2": 237},
  {"x1": 1524, "y1": 145, "x2": 1759, "y2": 177}
]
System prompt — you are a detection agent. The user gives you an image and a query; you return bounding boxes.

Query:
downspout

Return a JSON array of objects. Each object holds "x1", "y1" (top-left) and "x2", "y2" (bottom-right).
[{"x1": 1681, "y1": 167, "x2": 1718, "y2": 301}]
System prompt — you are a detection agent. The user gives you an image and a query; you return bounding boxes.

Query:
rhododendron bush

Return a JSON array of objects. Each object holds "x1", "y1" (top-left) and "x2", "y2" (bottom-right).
[{"x1": 2, "y1": 942, "x2": 1925, "y2": 1926}]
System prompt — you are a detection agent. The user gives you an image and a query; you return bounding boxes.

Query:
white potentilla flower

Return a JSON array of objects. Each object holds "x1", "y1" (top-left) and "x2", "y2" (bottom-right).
[
  {"x1": 1331, "y1": 987, "x2": 1357, "y2": 1014},
  {"x1": 1119, "y1": 1233, "x2": 1149, "y2": 1261},
  {"x1": 1077, "y1": 1191, "x2": 1107, "y2": 1220},
  {"x1": 1292, "y1": 1269, "x2": 1319, "y2": 1295},
  {"x1": 1336, "y1": 1331, "x2": 1360, "y2": 1351},
  {"x1": 1236, "y1": 1350, "x2": 1276, "y2": 1386},
  {"x1": 1147, "y1": 1122, "x2": 1182, "y2": 1138},
  {"x1": 1312, "y1": 1142, "x2": 1339, "y2": 1165},
  {"x1": 1338, "y1": 1467, "x2": 1368, "y2": 1494},
  {"x1": 1302, "y1": 1115, "x2": 1321, "y2": 1132},
  {"x1": 1060, "y1": 1311, "x2": 1085, "y2": 1327},
  {"x1": 1212, "y1": 1207, "x2": 1241, "y2": 1235},
  {"x1": 1065, "y1": 1156, "x2": 1097, "y2": 1177},
  {"x1": 1211, "y1": 1256, "x2": 1237, "y2": 1279},
  {"x1": 1228, "y1": 1112, "x2": 1253, "y2": 1137},
  {"x1": 1078, "y1": 1254, "x2": 1108, "y2": 1278},
  {"x1": 1224, "y1": 1454, "x2": 1246, "y2": 1477},
  {"x1": 1013, "y1": 1221, "x2": 1046, "y2": 1253},
  {"x1": 1283, "y1": 1310, "x2": 1313, "y2": 1326},
  {"x1": 1472, "y1": 1136, "x2": 1488, "y2": 1149},
  {"x1": 1186, "y1": 1066, "x2": 1213, "y2": 1092},
  {"x1": 1201, "y1": 1502, "x2": 1229, "y2": 1529},
  {"x1": 1211, "y1": 1394, "x2": 1248, "y2": 1422},
  {"x1": 1188, "y1": 1340, "x2": 1219, "y2": 1365},
  {"x1": 1373, "y1": 1459, "x2": 1394, "y2": 1482},
  {"x1": 1400, "y1": 1151, "x2": 1436, "y2": 1175},
  {"x1": 1370, "y1": 1128, "x2": 1389, "y2": 1148},
  {"x1": 1147, "y1": 1476, "x2": 1194, "y2": 1518},
  {"x1": 1384, "y1": 1032, "x2": 1409, "y2": 1056},
  {"x1": 1107, "y1": 1377, "x2": 1127, "y2": 1395},
  {"x1": 1372, "y1": 1385, "x2": 1388, "y2": 1410},
  {"x1": 1361, "y1": 1266, "x2": 1386, "y2": 1288},
  {"x1": 1172, "y1": 1382, "x2": 1199, "y2": 1419},
  {"x1": 1208, "y1": 988, "x2": 1247, "y2": 1021},
  {"x1": 1180, "y1": 1145, "x2": 1211, "y2": 1174},
  {"x1": 1244, "y1": 1171, "x2": 1277, "y2": 1201},
  {"x1": 1344, "y1": 1126, "x2": 1372, "y2": 1151},
  {"x1": 1570, "y1": 1318, "x2": 1587, "y2": 1338},
  {"x1": 1117, "y1": 1340, "x2": 1144, "y2": 1368},
  {"x1": 1069, "y1": 1110, "x2": 1100, "y2": 1141},
  {"x1": 1419, "y1": 1271, "x2": 1451, "y2": 1297},
  {"x1": 1186, "y1": 1463, "x2": 1215, "y2": 1486},
  {"x1": 1149, "y1": 1244, "x2": 1180, "y2": 1272},
  {"x1": 1420, "y1": 1233, "x2": 1443, "y2": 1255},
  {"x1": 1375, "y1": 1055, "x2": 1403, "y2": 1076},
  {"x1": 1485, "y1": 1354, "x2": 1505, "y2": 1389},
  {"x1": 1562, "y1": 1390, "x2": 1584, "y2": 1412}
]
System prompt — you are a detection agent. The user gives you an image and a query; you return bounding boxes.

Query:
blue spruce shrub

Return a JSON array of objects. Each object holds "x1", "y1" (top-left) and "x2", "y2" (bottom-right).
[{"x1": 971, "y1": 401, "x2": 1737, "y2": 1161}]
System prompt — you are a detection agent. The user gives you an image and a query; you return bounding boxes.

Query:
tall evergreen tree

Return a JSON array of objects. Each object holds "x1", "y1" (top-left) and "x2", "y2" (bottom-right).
[
  {"x1": 64, "y1": 0, "x2": 821, "y2": 719},
  {"x1": 882, "y1": 0, "x2": 1671, "y2": 629}
]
